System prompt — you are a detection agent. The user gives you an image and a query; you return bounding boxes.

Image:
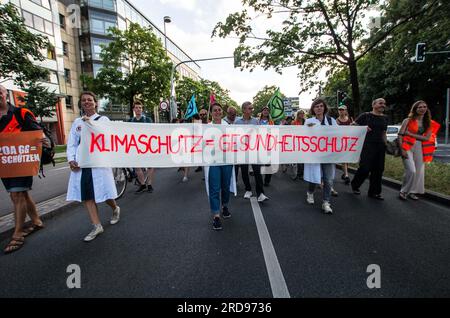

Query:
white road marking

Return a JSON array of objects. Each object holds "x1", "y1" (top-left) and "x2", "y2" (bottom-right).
[
  {"x1": 53, "y1": 166, "x2": 70, "y2": 171},
  {"x1": 250, "y1": 197, "x2": 290, "y2": 298}
]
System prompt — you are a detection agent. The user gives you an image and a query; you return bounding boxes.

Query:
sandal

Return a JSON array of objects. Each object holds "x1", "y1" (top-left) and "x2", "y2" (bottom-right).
[
  {"x1": 4, "y1": 236, "x2": 25, "y2": 254},
  {"x1": 22, "y1": 223, "x2": 45, "y2": 237},
  {"x1": 399, "y1": 192, "x2": 407, "y2": 200}
]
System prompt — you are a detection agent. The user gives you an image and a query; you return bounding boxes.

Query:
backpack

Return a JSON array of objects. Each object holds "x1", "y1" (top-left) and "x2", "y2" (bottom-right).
[{"x1": 13, "y1": 108, "x2": 55, "y2": 177}]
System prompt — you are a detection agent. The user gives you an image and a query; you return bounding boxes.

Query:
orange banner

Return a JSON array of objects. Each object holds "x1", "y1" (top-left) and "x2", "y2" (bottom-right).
[{"x1": 0, "y1": 131, "x2": 42, "y2": 178}]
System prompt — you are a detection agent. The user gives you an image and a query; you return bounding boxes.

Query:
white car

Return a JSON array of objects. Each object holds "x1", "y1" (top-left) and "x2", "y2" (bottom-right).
[{"x1": 386, "y1": 125, "x2": 401, "y2": 142}]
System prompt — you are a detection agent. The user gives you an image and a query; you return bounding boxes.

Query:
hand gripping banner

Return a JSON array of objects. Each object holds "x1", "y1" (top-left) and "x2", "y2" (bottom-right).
[{"x1": 78, "y1": 122, "x2": 367, "y2": 168}]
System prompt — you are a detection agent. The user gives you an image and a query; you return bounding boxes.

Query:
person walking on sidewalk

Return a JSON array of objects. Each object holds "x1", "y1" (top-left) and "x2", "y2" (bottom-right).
[
  {"x1": 398, "y1": 100, "x2": 440, "y2": 201},
  {"x1": 235, "y1": 101, "x2": 269, "y2": 202},
  {"x1": 303, "y1": 99, "x2": 337, "y2": 214},
  {"x1": 350, "y1": 98, "x2": 388, "y2": 200},
  {"x1": 336, "y1": 105, "x2": 354, "y2": 185},
  {"x1": 66, "y1": 91, "x2": 120, "y2": 242},
  {"x1": 129, "y1": 100, "x2": 155, "y2": 194},
  {"x1": 0, "y1": 85, "x2": 47, "y2": 254},
  {"x1": 204, "y1": 103, "x2": 237, "y2": 230}
]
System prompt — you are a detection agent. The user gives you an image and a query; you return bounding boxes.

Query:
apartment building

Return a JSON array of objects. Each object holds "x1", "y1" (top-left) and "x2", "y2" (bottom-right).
[{"x1": 1, "y1": 0, "x2": 200, "y2": 143}]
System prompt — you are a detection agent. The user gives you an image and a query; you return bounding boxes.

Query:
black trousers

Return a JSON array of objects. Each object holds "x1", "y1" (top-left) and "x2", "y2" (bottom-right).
[
  {"x1": 240, "y1": 164, "x2": 264, "y2": 196},
  {"x1": 351, "y1": 143, "x2": 386, "y2": 195}
]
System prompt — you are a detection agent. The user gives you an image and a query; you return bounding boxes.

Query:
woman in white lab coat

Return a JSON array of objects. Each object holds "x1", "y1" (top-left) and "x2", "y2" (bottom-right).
[
  {"x1": 66, "y1": 91, "x2": 120, "y2": 242},
  {"x1": 303, "y1": 99, "x2": 337, "y2": 214}
]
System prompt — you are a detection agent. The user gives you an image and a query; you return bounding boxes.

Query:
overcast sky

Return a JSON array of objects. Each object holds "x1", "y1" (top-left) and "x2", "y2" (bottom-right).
[{"x1": 129, "y1": 0, "x2": 317, "y2": 108}]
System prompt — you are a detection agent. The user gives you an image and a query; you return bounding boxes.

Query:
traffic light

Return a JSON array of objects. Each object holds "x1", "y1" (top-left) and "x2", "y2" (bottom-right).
[
  {"x1": 415, "y1": 43, "x2": 426, "y2": 62},
  {"x1": 337, "y1": 90, "x2": 348, "y2": 106}
]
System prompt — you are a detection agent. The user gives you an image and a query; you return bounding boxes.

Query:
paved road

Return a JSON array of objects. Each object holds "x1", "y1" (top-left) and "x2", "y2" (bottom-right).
[
  {"x1": 0, "y1": 162, "x2": 70, "y2": 217},
  {"x1": 0, "y1": 167, "x2": 449, "y2": 297}
]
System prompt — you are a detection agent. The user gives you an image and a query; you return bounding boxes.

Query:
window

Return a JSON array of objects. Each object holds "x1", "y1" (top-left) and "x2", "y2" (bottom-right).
[
  {"x1": 33, "y1": 16, "x2": 45, "y2": 32},
  {"x1": 90, "y1": 11, "x2": 117, "y2": 35},
  {"x1": 47, "y1": 47, "x2": 56, "y2": 60},
  {"x1": 66, "y1": 95, "x2": 73, "y2": 108},
  {"x1": 59, "y1": 14, "x2": 66, "y2": 29},
  {"x1": 93, "y1": 63, "x2": 103, "y2": 77},
  {"x1": 44, "y1": 20, "x2": 53, "y2": 35},
  {"x1": 62, "y1": 42, "x2": 69, "y2": 56},
  {"x1": 88, "y1": 0, "x2": 116, "y2": 11},
  {"x1": 64, "y1": 69, "x2": 71, "y2": 84},
  {"x1": 92, "y1": 37, "x2": 112, "y2": 60},
  {"x1": 23, "y1": 11, "x2": 33, "y2": 27}
]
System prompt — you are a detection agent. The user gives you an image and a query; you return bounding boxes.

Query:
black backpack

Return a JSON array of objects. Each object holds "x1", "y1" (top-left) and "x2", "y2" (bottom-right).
[{"x1": 13, "y1": 108, "x2": 55, "y2": 177}]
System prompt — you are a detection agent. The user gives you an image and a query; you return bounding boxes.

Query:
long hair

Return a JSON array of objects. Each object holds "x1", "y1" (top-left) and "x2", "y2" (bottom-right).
[
  {"x1": 309, "y1": 98, "x2": 328, "y2": 116},
  {"x1": 258, "y1": 106, "x2": 272, "y2": 121},
  {"x1": 408, "y1": 100, "x2": 431, "y2": 132}
]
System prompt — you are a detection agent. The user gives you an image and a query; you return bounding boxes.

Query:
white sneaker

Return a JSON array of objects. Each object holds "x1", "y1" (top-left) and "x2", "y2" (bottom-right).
[
  {"x1": 257, "y1": 193, "x2": 269, "y2": 202},
  {"x1": 110, "y1": 206, "x2": 121, "y2": 225},
  {"x1": 182, "y1": 176, "x2": 188, "y2": 182},
  {"x1": 243, "y1": 191, "x2": 252, "y2": 199},
  {"x1": 306, "y1": 192, "x2": 314, "y2": 204},
  {"x1": 83, "y1": 224, "x2": 104, "y2": 242},
  {"x1": 322, "y1": 201, "x2": 333, "y2": 214}
]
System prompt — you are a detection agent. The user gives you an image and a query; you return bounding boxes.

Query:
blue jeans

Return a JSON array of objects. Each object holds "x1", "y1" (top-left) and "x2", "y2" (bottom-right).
[
  {"x1": 208, "y1": 165, "x2": 233, "y2": 214},
  {"x1": 308, "y1": 163, "x2": 334, "y2": 202}
]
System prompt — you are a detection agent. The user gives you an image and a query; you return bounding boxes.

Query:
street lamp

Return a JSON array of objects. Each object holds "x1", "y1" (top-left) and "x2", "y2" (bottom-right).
[{"x1": 163, "y1": 16, "x2": 171, "y2": 54}]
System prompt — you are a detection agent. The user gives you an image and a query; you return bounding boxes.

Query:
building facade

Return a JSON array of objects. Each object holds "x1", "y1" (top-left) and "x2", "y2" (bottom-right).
[{"x1": 2, "y1": 0, "x2": 200, "y2": 143}]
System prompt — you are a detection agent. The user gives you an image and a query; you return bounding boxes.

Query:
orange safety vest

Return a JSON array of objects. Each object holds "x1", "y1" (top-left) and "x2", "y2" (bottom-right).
[
  {"x1": 401, "y1": 119, "x2": 441, "y2": 162},
  {"x1": 1, "y1": 107, "x2": 37, "y2": 133}
]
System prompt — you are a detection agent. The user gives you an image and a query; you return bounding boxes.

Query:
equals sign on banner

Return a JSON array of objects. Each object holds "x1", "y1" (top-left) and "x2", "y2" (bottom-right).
[{"x1": 30, "y1": 147, "x2": 37, "y2": 151}]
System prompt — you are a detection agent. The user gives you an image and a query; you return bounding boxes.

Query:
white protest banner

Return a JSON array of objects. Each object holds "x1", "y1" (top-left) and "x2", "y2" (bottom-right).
[{"x1": 78, "y1": 122, "x2": 367, "y2": 168}]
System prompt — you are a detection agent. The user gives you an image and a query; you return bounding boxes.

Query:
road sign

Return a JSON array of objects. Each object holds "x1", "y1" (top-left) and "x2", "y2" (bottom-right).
[{"x1": 160, "y1": 100, "x2": 169, "y2": 111}]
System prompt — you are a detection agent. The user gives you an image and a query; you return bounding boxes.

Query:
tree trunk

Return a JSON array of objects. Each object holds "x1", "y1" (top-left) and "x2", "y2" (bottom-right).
[{"x1": 348, "y1": 59, "x2": 361, "y2": 117}]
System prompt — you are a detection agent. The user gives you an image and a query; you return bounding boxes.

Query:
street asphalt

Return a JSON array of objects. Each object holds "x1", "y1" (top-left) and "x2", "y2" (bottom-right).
[{"x1": 0, "y1": 166, "x2": 449, "y2": 298}]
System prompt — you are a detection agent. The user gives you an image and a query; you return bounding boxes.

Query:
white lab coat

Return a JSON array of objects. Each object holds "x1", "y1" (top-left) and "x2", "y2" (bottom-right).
[
  {"x1": 204, "y1": 119, "x2": 237, "y2": 196},
  {"x1": 303, "y1": 116, "x2": 337, "y2": 184},
  {"x1": 66, "y1": 114, "x2": 118, "y2": 203}
]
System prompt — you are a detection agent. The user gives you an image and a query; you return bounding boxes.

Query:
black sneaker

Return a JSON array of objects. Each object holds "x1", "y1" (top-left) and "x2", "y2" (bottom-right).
[
  {"x1": 212, "y1": 217, "x2": 222, "y2": 230},
  {"x1": 222, "y1": 207, "x2": 231, "y2": 219},
  {"x1": 135, "y1": 185, "x2": 146, "y2": 194},
  {"x1": 147, "y1": 185, "x2": 154, "y2": 193},
  {"x1": 344, "y1": 176, "x2": 350, "y2": 185},
  {"x1": 352, "y1": 187, "x2": 361, "y2": 195},
  {"x1": 195, "y1": 167, "x2": 203, "y2": 172}
]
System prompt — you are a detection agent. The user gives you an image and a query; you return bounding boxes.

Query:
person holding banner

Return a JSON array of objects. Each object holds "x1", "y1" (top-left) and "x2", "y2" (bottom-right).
[
  {"x1": 304, "y1": 99, "x2": 337, "y2": 214},
  {"x1": 351, "y1": 98, "x2": 388, "y2": 200},
  {"x1": 258, "y1": 106, "x2": 274, "y2": 187},
  {"x1": 128, "y1": 101, "x2": 155, "y2": 194},
  {"x1": 0, "y1": 85, "x2": 48, "y2": 254},
  {"x1": 336, "y1": 105, "x2": 353, "y2": 185},
  {"x1": 398, "y1": 101, "x2": 440, "y2": 201},
  {"x1": 235, "y1": 101, "x2": 269, "y2": 202},
  {"x1": 204, "y1": 103, "x2": 237, "y2": 230},
  {"x1": 66, "y1": 91, "x2": 120, "y2": 242}
]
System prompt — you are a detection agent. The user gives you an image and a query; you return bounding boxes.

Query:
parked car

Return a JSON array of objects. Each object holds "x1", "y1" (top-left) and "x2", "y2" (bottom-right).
[{"x1": 387, "y1": 125, "x2": 401, "y2": 142}]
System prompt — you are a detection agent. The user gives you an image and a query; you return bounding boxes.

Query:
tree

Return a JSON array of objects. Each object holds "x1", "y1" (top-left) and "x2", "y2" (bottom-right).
[
  {"x1": 213, "y1": 0, "x2": 440, "y2": 115},
  {"x1": 252, "y1": 85, "x2": 286, "y2": 116},
  {"x1": 19, "y1": 83, "x2": 57, "y2": 123},
  {"x1": 175, "y1": 77, "x2": 239, "y2": 116},
  {"x1": 0, "y1": 3, "x2": 50, "y2": 87},
  {"x1": 324, "y1": 0, "x2": 450, "y2": 123},
  {"x1": 82, "y1": 23, "x2": 173, "y2": 117}
]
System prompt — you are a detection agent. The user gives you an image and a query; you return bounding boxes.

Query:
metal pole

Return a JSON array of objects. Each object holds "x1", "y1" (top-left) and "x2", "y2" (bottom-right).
[
  {"x1": 446, "y1": 87, "x2": 449, "y2": 144},
  {"x1": 164, "y1": 23, "x2": 168, "y2": 54}
]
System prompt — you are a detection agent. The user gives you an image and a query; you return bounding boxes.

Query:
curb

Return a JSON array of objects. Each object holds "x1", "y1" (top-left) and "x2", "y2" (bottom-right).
[
  {"x1": 341, "y1": 165, "x2": 450, "y2": 206},
  {"x1": 0, "y1": 194, "x2": 78, "y2": 242}
]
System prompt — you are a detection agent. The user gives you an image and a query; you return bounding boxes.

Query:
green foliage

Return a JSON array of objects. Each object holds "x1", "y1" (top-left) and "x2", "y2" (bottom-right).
[
  {"x1": 175, "y1": 77, "x2": 238, "y2": 116},
  {"x1": 81, "y1": 23, "x2": 173, "y2": 117},
  {"x1": 252, "y1": 85, "x2": 286, "y2": 116},
  {"x1": 324, "y1": 0, "x2": 450, "y2": 123},
  {"x1": 0, "y1": 3, "x2": 50, "y2": 87},
  {"x1": 19, "y1": 82, "x2": 57, "y2": 122},
  {"x1": 213, "y1": 0, "x2": 440, "y2": 115}
]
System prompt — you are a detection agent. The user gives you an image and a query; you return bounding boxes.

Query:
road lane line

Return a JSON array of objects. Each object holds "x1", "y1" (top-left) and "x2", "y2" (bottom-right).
[
  {"x1": 250, "y1": 197, "x2": 290, "y2": 298},
  {"x1": 53, "y1": 166, "x2": 70, "y2": 171}
]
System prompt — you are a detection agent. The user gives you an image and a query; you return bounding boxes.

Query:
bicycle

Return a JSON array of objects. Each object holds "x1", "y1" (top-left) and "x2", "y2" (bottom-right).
[{"x1": 113, "y1": 168, "x2": 148, "y2": 199}]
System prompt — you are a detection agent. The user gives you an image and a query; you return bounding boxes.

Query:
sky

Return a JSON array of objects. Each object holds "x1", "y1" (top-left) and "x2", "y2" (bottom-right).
[{"x1": 129, "y1": 0, "x2": 317, "y2": 108}]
